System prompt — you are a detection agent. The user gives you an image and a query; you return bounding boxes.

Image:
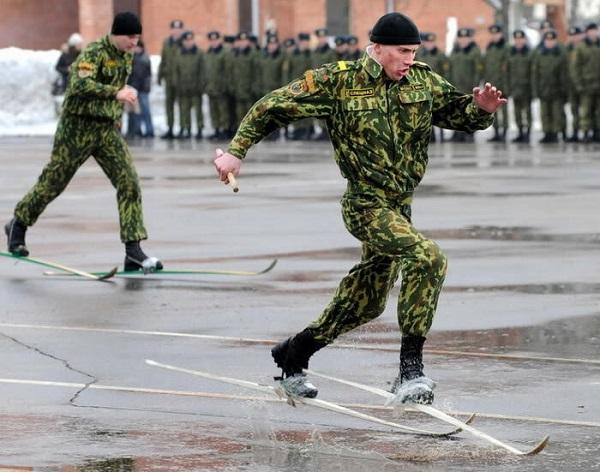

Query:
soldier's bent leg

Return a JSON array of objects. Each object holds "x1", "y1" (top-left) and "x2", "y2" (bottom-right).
[
  {"x1": 92, "y1": 124, "x2": 148, "y2": 243},
  {"x1": 14, "y1": 116, "x2": 95, "y2": 226}
]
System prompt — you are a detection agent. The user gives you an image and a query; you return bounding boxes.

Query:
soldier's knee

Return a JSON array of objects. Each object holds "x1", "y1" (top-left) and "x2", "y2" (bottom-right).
[{"x1": 415, "y1": 240, "x2": 447, "y2": 275}]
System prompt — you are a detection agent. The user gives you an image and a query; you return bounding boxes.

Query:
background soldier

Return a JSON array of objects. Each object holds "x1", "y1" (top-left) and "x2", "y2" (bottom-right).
[
  {"x1": 259, "y1": 35, "x2": 285, "y2": 140},
  {"x1": 449, "y1": 27, "x2": 482, "y2": 142},
  {"x1": 158, "y1": 19, "x2": 184, "y2": 140},
  {"x1": 334, "y1": 36, "x2": 348, "y2": 60},
  {"x1": 532, "y1": 30, "x2": 568, "y2": 143},
  {"x1": 573, "y1": 23, "x2": 600, "y2": 143},
  {"x1": 175, "y1": 31, "x2": 205, "y2": 140},
  {"x1": 313, "y1": 28, "x2": 336, "y2": 66},
  {"x1": 288, "y1": 32, "x2": 314, "y2": 140},
  {"x1": 205, "y1": 31, "x2": 229, "y2": 141},
  {"x1": 223, "y1": 35, "x2": 238, "y2": 139},
  {"x1": 231, "y1": 32, "x2": 257, "y2": 128},
  {"x1": 483, "y1": 24, "x2": 509, "y2": 142},
  {"x1": 565, "y1": 26, "x2": 584, "y2": 142},
  {"x1": 345, "y1": 36, "x2": 362, "y2": 60},
  {"x1": 506, "y1": 30, "x2": 533, "y2": 143},
  {"x1": 5, "y1": 12, "x2": 162, "y2": 273}
]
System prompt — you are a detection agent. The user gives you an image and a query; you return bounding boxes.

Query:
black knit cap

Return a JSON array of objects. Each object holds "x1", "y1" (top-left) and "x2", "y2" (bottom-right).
[
  {"x1": 369, "y1": 12, "x2": 420, "y2": 45},
  {"x1": 111, "y1": 12, "x2": 142, "y2": 36}
]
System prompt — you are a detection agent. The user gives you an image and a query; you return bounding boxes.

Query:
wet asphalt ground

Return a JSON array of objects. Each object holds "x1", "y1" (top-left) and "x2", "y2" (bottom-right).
[{"x1": 0, "y1": 134, "x2": 599, "y2": 471}]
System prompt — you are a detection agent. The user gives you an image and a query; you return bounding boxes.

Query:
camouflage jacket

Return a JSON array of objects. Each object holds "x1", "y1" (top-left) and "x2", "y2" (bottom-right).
[
  {"x1": 62, "y1": 35, "x2": 132, "y2": 121},
  {"x1": 228, "y1": 53, "x2": 493, "y2": 196}
]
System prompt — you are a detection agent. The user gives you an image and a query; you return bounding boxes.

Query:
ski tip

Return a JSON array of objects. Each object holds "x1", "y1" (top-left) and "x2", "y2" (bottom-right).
[
  {"x1": 464, "y1": 412, "x2": 477, "y2": 425},
  {"x1": 260, "y1": 258, "x2": 278, "y2": 274},
  {"x1": 98, "y1": 266, "x2": 119, "y2": 281},
  {"x1": 525, "y1": 435, "x2": 550, "y2": 455}
]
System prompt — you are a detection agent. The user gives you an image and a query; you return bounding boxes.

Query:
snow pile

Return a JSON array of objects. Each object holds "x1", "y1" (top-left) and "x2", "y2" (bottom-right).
[{"x1": 0, "y1": 47, "x2": 170, "y2": 136}]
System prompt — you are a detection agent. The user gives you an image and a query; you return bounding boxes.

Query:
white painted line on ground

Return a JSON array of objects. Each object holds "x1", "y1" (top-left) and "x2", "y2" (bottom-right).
[{"x1": 0, "y1": 377, "x2": 599, "y2": 428}]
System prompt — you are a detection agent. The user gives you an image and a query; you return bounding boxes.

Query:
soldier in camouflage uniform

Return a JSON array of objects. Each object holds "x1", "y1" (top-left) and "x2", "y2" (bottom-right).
[
  {"x1": 416, "y1": 32, "x2": 449, "y2": 142},
  {"x1": 5, "y1": 12, "x2": 162, "y2": 273},
  {"x1": 506, "y1": 30, "x2": 533, "y2": 143},
  {"x1": 205, "y1": 31, "x2": 230, "y2": 141},
  {"x1": 174, "y1": 31, "x2": 205, "y2": 139},
  {"x1": 158, "y1": 19, "x2": 184, "y2": 140},
  {"x1": 449, "y1": 28, "x2": 482, "y2": 142},
  {"x1": 565, "y1": 26, "x2": 584, "y2": 142},
  {"x1": 531, "y1": 30, "x2": 568, "y2": 143},
  {"x1": 483, "y1": 24, "x2": 509, "y2": 141},
  {"x1": 573, "y1": 23, "x2": 600, "y2": 143},
  {"x1": 214, "y1": 13, "x2": 506, "y2": 403}
]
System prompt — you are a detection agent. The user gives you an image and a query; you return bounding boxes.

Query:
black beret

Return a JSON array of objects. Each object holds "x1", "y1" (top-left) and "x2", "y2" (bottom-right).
[
  {"x1": 586, "y1": 22, "x2": 598, "y2": 31},
  {"x1": 111, "y1": 12, "x2": 142, "y2": 36},
  {"x1": 170, "y1": 20, "x2": 184, "y2": 29},
  {"x1": 298, "y1": 32, "x2": 310, "y2": 41},
  {"x1": 489, "y1": 24, "x2": 503, "y2": 33},
  {"x1": 224, "y1": 35, "x2": 236, "y2": 43},
  {"x1": 512, "y1": 29, "x2": 526, "y2": 39},
  {"x1": 207, "y1": 31, "x2": 221, "y2": 40},
  {"x1": 369, "y1": 12, "x2": 420, "y2": 45},
  {"x1": 543, "y1": 30, "x2": 557, "y2": 40}
]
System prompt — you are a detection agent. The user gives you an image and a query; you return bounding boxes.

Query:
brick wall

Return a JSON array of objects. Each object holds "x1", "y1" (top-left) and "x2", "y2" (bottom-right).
[{"x1": 0, "y1": 0, "x2": 79, "y2": 50}]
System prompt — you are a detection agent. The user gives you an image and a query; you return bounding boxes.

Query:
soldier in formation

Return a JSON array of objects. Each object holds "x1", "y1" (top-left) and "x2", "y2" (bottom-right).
[
  {"x1": 158, "y1": 19, "x2": 184, "y2": 140},
  {"x1": 506, "y1": 30, "x2": 532, "y2": 143}
]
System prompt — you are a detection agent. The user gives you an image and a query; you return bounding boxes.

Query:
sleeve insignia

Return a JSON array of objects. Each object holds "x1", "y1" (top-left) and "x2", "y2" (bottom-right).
[{"x1": 288, "y1": 79, "x2": 308, "y2": 96}]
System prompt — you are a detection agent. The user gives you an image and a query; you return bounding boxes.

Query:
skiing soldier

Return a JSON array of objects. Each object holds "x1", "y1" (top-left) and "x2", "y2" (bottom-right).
[
  {"x1": 214, "y1": 13, "x2": 506, "y2": 404},
  {"x1": 5, "y1": 12, "x2": 162, "y2": 273}
]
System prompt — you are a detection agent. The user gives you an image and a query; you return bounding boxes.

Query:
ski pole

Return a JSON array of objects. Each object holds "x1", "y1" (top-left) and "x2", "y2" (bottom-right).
[{"x1": 227, "y1": 172, "x2": 239, "y2": 193}]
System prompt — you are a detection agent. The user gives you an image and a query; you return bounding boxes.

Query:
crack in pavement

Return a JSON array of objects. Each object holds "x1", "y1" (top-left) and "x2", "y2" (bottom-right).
[{"x1": 0, "y1": 331, "x2": 97, "y2": 405}]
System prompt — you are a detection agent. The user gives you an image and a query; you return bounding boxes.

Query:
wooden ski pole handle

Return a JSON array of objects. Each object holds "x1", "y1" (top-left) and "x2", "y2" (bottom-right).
[{"x1": 227, "y1": 172, "x2": 239, "y2": 193}]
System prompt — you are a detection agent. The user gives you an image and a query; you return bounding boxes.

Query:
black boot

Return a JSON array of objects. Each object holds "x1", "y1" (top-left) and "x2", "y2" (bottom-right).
[
  {"x1": 208, "y1": 129, "x2": 220, "y2": 141},
  {"x1": 124, "y1": 241, "x2": 163, "y2": 273},
  {"x1": 271, "y1": 328, "x2": 326, "y2": 398},
  {"x1": 4, "y1": 217, "x2": 29, "y2": 256},
  {"x1": 177, "y1": 128, "x2": 191, "y2": 140},
  {"x1": 160, "y1": 128, "x2": 175, "y2": 140},
  {"x1": 539, "y1": 133, "x2": 551, "y2": 143},
  {"x1": 593, "y1": 129, "x2": 600, "y2": 142},
  {"x1": 548, "y1": 132, "x2": 559, "y2": 143},
  {"x1": 195, "y1": 130, "x2": 203, "y2": 140},
  {"x1": 566, "y1": 128, "x2": 579, "y2": 142},
  {"x1": 523, "y1": 127, "x2": 530, "y2": 143},
  {"x1": 389, "y1": 335, "x2": 435, "y2": 405}
]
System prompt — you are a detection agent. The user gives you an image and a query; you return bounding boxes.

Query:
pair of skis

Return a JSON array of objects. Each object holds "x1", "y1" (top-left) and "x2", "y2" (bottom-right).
[
  {"x1": 0, "y1": 251, "x2": 277, "y2": 281},
  {"x1": 145, "y1": 359, "x2": 549, "y2": 456}
]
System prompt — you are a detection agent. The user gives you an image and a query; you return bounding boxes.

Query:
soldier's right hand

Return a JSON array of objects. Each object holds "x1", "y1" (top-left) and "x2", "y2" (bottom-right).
[
  {"x1": 116, "y1": 86, "x2": 138, "y2": 105},
  {"x1": 214, "y1": 148, "x2": 241, "y2": 184}
]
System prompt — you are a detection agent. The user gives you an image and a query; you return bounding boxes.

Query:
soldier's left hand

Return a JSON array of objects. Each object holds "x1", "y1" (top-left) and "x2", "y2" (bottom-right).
[
  {"x1": 473, "y1": 82, "x2": 508, "y2": 113},
  {"x1": 214, "y1": 148, "x2": 242, "y2": 184}
]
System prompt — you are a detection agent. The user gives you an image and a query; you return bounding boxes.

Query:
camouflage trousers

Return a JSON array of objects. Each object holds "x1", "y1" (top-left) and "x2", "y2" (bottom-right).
[
  {"x1": 178, "y1": 94, "x2": 203, "y2": 132},
  {"x1": 14, "y1": 114, "x2": 148, "y2": 243},
  {"x1": 308, "y1": 186, "x2": 448, "y2": 345},
  {"x1": 568, "y1": 92, "x2": 580, "y2": 131},
  {"x1": 492, "y1": 104, "x2": 508, "y2": 133},
  {"x1": 208, "y1": 94, "x2": 230, "y2": 130},
  {"x1": 164, "y1": 82, "x2": 178, "y2": 128},
  {"x1": 512, "y1": 97, "x2": 532, "y2": 128}
]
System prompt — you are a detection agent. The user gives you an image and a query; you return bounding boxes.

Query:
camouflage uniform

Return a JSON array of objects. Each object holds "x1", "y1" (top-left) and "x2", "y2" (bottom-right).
[
  {"x1": 228, "y1": 52, "x2": 493, "y2": 343},
  {"x1": 175, "y1": 43, "x2": 205, "y2": 137},
  {"x1": 573, "y1": 36, "x2": 600, "y2": 141},
  {"x1": 13, "y1": 35, "x2": 147, "y2": 243},
  {"x1": 532, "y1": 40, "x2": 568, "y2": 141},
  {"x1": 205, "y1": 42, "x2": 230, "y2": 138},
  {"x1": 483, "y1": 37, "x2": 509, "y2": 140},
  {"x1": 158, "y1": 36, "x2": 181, "y2": 134},
  {"x1": 506, "y1": 43, "x2": 533, "y2": 141}
]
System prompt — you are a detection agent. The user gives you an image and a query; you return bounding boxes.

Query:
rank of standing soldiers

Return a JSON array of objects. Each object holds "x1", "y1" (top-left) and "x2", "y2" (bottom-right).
[{"x1": 157, "y1": 19, "x2": 600, "y2": 144}]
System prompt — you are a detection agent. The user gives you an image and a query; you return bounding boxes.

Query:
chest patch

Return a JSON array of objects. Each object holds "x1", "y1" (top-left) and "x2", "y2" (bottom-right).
[{"x1": 346, "y1": 87, "x2": 375, "y2": 98}]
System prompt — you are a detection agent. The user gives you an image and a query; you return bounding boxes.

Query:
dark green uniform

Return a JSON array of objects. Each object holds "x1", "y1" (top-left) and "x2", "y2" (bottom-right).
[
  {"x1": 205, "y1": 44, "x2": 230, "y2": 137},
  {"x1": 288, "y1": 47, "x2": 314, "y2": 139},
  {"x1": 449, "y1": 41, "x2": 482, "y2": 93},
  {"x1": 14, "y1": 35, "x2": 147, "y2": 243},
  {"x1": 259, "y1": 46, "x2": 285, "y2": 96},
  {"x1": 312, "y1": 43, "x2": 337, "y2": 67},
  {"x1": 158, "y1": 37, "x2": 180, "y2": 132},
  {"x1": 532, "y1": 43, "x2": 568, "y2": 139},
  {"x1": 231, "y1": 46, "x2": 257, "y2": 126},
  {"x1": 483, "y1": 38, "x2": 509, "y2": 139},
  {"x1": 573, "y1": 37, "x2": 600, "y2": 139},
  {"x1": 506, "y1": 44, "x2": 533, "y2": 141},
  {"x1": 416, "y1": 46, "x2": 449, "y2": 76},
  {"x1": 175, "y1": 45, "x2": 205, "y2": 136},
  {"x1": 228, "y1": 53, "x2": 493, "y2": 343},
  {"x1": 566, "y1": 42, "x2": 581, "y2": 141}
]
